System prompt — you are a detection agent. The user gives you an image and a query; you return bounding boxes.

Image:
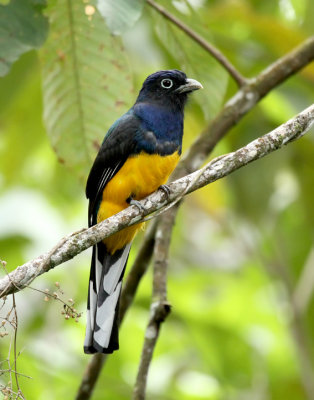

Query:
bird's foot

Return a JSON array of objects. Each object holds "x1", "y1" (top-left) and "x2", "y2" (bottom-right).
[
  {"x1": 158, "y1": 184, "x2": 171, "y2": 200},
  {"x1": 126, "y1": 196, "x2": 145, "y2": 213}
]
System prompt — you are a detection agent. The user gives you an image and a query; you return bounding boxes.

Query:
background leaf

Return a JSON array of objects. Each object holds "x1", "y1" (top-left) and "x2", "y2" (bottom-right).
[
  {"x1": 40, "y1": 0, "x2": 134, "y2": 181},
  {"x1": 96, "y1": 0, "x2": 144, "y2": 35},
  {"x1": 0, "y1": 0, "x2": 48, "y2": 77}
]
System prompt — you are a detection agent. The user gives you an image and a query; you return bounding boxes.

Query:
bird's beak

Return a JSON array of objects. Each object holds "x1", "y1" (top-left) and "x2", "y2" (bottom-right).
[{"x1": 175, "y1": 78, "x2": 203, "y2": 94}]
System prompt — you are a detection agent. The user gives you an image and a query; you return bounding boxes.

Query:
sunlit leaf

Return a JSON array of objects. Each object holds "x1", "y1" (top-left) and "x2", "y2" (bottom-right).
[
  {"x1": 40, "y1": 1, "x2": 134, "y2": 180},
  {"x1": 0, "y1": 0, "x2": 48, "y2": 76},
  {"x1": 96, "y1": 0, "x2": 144, "y2": 35}
]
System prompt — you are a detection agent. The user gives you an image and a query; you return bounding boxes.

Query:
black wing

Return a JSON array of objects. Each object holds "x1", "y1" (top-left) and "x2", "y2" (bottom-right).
[{"x1": 86, "y1": 111, "x2": 141, "y2": 227}]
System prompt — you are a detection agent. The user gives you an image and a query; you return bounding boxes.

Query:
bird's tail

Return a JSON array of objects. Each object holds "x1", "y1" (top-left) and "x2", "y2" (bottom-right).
[{"x1": 84, "y1": 242, "x2": 131, "y2": 354}]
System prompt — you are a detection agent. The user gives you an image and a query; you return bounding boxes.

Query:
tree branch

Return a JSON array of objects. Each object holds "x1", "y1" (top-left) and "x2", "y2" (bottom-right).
[
  {"x1": 1, "y1": 104, "x2": 313, "y2": 299},
  {"x1": 120, "y1": 220, "x2": 158, "y2": 322},
  {"x1": 75, "y1": 353, "x2": 106, "y2": 400},
  {"x1": 146, "y1": 0, "x2": 247, "y2": 87},
  {"x1": 133, "y1": 207, "x2": 177, "y2": 400}
]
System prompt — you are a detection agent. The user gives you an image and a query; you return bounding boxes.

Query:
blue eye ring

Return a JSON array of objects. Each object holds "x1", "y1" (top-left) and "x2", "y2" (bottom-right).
[{"x1": 161, "y1": 78, "x2": 173, "y2": 89}]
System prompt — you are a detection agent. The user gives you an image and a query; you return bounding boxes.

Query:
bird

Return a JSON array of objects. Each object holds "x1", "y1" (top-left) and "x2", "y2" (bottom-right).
[{"x1": 84, "y1": 69, "x2": 202, "y2": 354}]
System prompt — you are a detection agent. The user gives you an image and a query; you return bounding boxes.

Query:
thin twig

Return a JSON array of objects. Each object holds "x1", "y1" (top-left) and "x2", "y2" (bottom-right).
[
  {"x1": 8, "y1": 328, "x2": 13, "y2": 395},
  {"x1": 25, "y1": 285, "x2": 82, "y2": 321},
  {"x1": 0, "y1": 262, "x2": 26, "y2": 399},
  {"x1": 120, "y1": 220, "x2": 158, "y2": 321},
  {"x1": 146, "y1": 0, "x2": 247, "y2": 86},
  {"x1": 12, "y1": 293, "x2": 24, "y2": 399},
  {"x1": 0, "y1": 369, "x2": 32, "y2": 379}
]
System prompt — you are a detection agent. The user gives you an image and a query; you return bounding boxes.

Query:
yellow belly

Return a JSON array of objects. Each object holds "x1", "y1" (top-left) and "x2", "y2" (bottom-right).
[{"x1": 97, "y1": 151, "x2": 180, "y2": 254}]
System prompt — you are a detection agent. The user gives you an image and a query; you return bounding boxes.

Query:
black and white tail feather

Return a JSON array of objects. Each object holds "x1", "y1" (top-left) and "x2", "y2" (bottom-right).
[{"x1": 84, "y1": 242, "x2": 131, "y2": 354}]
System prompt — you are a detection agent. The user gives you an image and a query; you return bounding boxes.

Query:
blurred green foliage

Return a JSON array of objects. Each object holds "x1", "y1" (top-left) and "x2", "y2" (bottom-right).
[
  {"x1": 0, "y1": 0, "x2": 314, "y2": 399},
  {"x1": 0, "y1": 0, "x2": 48, "y2": 76}
]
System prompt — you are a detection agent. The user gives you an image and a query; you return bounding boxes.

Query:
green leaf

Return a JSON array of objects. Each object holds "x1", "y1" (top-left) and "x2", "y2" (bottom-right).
[
  {"x1": 0, "y1": 0, "x2": 48, "y2": 76},
  {"x1": 40, "y1": 1, "x2": 134, "y2": 180},
  {"x1": 96, "y1": 0, "x2": 144, "y2": 35}
]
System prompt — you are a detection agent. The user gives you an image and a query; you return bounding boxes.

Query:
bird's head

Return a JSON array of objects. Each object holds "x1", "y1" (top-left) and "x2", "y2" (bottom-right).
[{"x1": 136, "y1": 70, "x2": 203, "y2": 111}]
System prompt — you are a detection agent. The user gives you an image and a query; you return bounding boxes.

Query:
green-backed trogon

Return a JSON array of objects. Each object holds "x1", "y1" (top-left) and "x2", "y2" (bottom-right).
[{"x1": 84, "y1": 70, "x2": 202, "y2": 354}]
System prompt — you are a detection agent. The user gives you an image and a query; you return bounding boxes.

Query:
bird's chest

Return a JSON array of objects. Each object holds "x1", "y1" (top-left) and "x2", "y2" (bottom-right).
[
  {"x1": 134, "y1": 104, "x2": 183, "y2": 154},
  {"x1": 97, "y1": 151, "x2": 179, "y2": 252},
  {"x1": 102, "y1": 151, "x2": 180, "y2": 205}
]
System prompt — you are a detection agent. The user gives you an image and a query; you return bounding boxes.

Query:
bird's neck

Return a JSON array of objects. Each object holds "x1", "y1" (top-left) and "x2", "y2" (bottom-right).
[{"x1": 134, "y1": 102, "x2": 184, "y2": 144}]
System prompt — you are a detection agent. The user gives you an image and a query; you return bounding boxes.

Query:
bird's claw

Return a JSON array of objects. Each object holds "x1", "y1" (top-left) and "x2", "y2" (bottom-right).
[
  {"x1": 159, "y1": 184, "x2": 171, "y2": 200},
  {"x1": 127, "y1": 197, "x2": 145, "y2": 213}
]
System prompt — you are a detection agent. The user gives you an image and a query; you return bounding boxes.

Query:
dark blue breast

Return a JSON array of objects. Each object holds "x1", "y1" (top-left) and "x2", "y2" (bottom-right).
[{"x1": 133, "y1": 103, "x2": 183, "y2": 155}]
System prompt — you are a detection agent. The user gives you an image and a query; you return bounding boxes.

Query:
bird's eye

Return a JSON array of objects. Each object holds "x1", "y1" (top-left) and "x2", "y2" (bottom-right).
[{"x1": 161, "y1": 78, "x2": 173, "y2": 89}]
